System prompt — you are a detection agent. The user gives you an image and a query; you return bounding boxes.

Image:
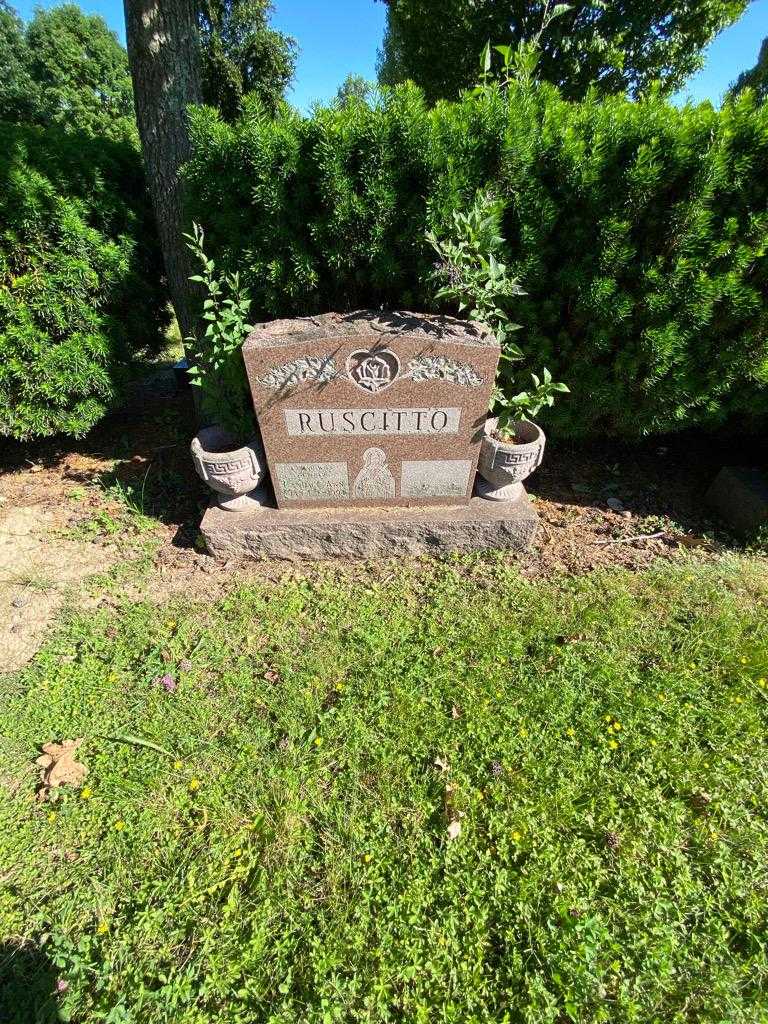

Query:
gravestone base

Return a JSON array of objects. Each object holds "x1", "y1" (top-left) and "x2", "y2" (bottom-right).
[{"x1": 200, "y1": 490, "x2": 539, "y2": 562}]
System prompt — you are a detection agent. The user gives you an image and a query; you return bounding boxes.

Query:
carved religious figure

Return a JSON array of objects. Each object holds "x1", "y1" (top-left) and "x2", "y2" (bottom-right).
[{"x1": 353, "y1": 447, "x2": 396, "y2": 499}]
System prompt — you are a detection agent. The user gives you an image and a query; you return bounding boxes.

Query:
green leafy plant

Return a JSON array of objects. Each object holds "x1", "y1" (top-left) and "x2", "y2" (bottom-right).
[
  {"x1": 427, "y1": 190, "x2": 568, "y2": 440},
  {"x1": 474, "y1": 2, "x2": 574, "y2": 96},
  {"x1": 378, "y1": 0, "x2": 749, "y2": 104},
  {"x1": 184, "y1": 222, "x2": 255, "y2": 441},
  {"x1": 493, "y1": 367, "x2": 570, "y2": 439},
  {"x1": 426, "y1": 190, "x2": 525, "y2": 356}
]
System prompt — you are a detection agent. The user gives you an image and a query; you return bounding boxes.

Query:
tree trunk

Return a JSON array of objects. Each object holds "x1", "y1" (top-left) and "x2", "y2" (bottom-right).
[{"x1": 123, "y1": 0, "x2": 202, "y2": 344}]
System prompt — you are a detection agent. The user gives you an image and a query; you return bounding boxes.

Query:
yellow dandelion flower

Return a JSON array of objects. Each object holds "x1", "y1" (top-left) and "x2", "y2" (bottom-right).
[
  {"x1": 363, "y1": 853, "x2": 372, "y2": 863},
  {"x1": 604, "y1": 714, "x2": 612, "y2": 722},
  {"x1": 477, "y1": 790, "x2": 485, "y2": 801},
  {"x1": 96, "y1": 922, "x2": 108, "y2": 935},
  {"x1": 740, "y1": 657, "x2": 748, "y2": 664},
  {"x1": 232, "y1": 848, "x2": 243, "y2": 858},
  {"x1": 757, "y1": 678, "x2": 766, "y2": 688},
  {"x1": 511, "y1": 830, "x2": 522, "y2": 842},
  {"x1": 313, "y1": 737, "x2": 323, "y2": 747},
  {"x1": 113, "y1": 820, "x2": 125, "y2": 831},
  {"x1": 167, "y1": 620, "x2": 177, "y2": 630},
  {"x1": 173, "y1": 760, "x2": 183, "y2": 770},
  {"x1": 80, "y1": 786, "x2": 93, "y2": 800},
  {"x1": 519, "y1": 728, "x2": 528, "y2": 738},
  {"x1": 566, "y1": 727, "x2": 576, "y2": 737},
  {"x1": 735, "y1": 695, "x2": 744, "y2": 704},
  {"x1": 108, "y1": 672, "x2": 119, "y2": 683},
  {"x1": 608, "y1": 739, "x2": 619, "y2": 750},
  {"x1": 613, "y1": 722, "x2": 622, "y2": 732},
  {"x1": 188, "y1": 778, "x2": 201, "y2": 792},
  {"x1": 657, "y1": 693, "x2": 665, "y2": 701},
  {"x1": 650, "y1": 738, "x2": 657, "y2": 746},
  {"x1": 47, "y1": 811, "x2": 57, "y2": 823},
  {"x1": 334, "y1": 682, "x2": 344, "y2": 692}
]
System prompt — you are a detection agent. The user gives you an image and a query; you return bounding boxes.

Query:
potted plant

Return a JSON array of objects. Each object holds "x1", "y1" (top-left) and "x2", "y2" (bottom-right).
[
  {"x1": 427, "y1": 191, "x2": 568, "y2": 501},
  {"x1": 184, "y1": 224, "x2": 267, "y2": 511},
  {"x1": 477, "y1": 368, "x2": 568, "y2": 501}
]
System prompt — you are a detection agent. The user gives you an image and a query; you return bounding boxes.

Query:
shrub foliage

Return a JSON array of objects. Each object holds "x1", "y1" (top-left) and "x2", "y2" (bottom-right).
[
  {"x1": 0, "y1": 123, "x2": 169, "y2": 440},
  {"x1": 185, "y1": 83, "x2": 768, "y2": 438}
]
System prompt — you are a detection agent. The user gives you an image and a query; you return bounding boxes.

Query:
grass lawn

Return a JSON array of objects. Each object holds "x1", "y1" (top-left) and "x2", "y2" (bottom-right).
[{"x1": 2, "y1": 555, "x2": 768, "y2": 1023}]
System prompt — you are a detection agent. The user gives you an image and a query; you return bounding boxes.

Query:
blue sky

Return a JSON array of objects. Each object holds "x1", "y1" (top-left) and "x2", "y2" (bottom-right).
[{"x1": 12, "y1": 0, "x2": 768, "y2": 111}]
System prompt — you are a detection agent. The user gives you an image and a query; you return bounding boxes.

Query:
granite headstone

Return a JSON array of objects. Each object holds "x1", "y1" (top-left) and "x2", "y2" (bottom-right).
[{"x1": 242, "y1": 311, "x2": 500, "y2": 510}]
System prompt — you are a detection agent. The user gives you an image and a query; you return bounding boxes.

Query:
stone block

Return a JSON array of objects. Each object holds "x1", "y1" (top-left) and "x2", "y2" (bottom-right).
[
  {"x1": 200, "y1": 490, "x2": 539, "y2": 562},
  {"x1": 706, "y1": 466, "x2": 768, "y2": 537}
]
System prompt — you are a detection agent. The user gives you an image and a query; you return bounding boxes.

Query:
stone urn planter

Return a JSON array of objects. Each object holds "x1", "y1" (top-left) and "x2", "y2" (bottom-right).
[
  {"x1": 190, "y1": 426, "x2": 268, "y2": 511},
  {"x1": 476, "y1": 416, "x2": 546, "y2": 501}
]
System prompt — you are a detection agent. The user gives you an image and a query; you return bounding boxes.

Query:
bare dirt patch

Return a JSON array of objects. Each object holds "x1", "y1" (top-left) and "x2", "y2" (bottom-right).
[{"x1": 0, "y1": 505, "x2": 115, "y2": 672}]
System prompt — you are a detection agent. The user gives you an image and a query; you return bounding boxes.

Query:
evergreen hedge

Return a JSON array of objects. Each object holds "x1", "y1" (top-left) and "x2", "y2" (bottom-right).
[
  {"x1": 0, "y1": 122, "x2": 168, "y2": 440},
  {"x1": 185, "y1": 83, "x2": 768, "y2": 438}
]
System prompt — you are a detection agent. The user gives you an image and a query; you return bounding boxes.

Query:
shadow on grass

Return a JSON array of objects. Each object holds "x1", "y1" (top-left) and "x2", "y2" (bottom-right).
[{"x1": 0, "y1": 940, "x2": 62, "y2": 1024}]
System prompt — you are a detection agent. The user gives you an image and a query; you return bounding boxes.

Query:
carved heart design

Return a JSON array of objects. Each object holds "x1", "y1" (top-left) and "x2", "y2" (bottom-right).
[{"x1": 346, "y1": 349, "x2": 400, "y2": 393}]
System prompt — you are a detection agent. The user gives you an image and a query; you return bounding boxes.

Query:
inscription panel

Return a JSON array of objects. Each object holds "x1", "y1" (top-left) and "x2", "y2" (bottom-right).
[
  {"x1": 276, "y1": 462, "x2": 350, "y2": 501},
  {"x1": 400, "y1": 459, "x2": 473, "y2": 499},
  {"x1": 284, "y1": 407, "x2": 461, "y2": 437}
]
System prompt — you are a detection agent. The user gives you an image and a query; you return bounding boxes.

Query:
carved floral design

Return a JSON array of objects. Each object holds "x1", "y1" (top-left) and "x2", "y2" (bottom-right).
[
  {"x1": 405, "y1": 356, "x2": 483, "y2": 387},
  {"x1": 258, "y1": 356, "x2": 341, "y2": 390},
  {"x1": 258, "y1": 353, "x2": 483, "y2": 391}
]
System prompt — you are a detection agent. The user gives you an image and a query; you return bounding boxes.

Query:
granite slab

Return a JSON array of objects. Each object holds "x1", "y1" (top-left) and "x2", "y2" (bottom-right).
[{"x1": 200, "y1": 490, "x2": 539, "y2": 561}]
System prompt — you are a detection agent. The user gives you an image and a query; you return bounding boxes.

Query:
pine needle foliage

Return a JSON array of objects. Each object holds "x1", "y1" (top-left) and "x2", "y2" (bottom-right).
[
  {"x1": 185, "y1": 82, "x2": 768, "y2": 439},
  {"x1": 0, "y1": 123, "x2": 169, "y2": 440}
]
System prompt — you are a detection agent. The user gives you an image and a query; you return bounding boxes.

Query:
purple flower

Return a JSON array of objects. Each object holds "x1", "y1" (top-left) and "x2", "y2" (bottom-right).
[
  {"x1": 155, "y1": 673, "x2": 177, "y2": 693},
  {"x1": 56, "y1": 979, "x2": 69, "y2": 993}
]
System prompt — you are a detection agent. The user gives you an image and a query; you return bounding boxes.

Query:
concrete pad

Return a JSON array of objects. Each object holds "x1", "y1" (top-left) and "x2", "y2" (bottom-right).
[{"x1": 200, "y1": 491, "x2": 539, "y2": 561}]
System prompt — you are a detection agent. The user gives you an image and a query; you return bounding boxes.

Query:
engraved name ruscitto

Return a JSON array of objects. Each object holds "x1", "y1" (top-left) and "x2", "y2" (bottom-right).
[
  {"x1": 353, "y1": 448, "x2": 396, "y2": 499},
  {"x1": 284, "y1": 407, "x2": 461, "y2": 437},
  {"x1": 275, "y1": 461, "x2": 350, "y2": 501},
  {"x1": 400, "y1": 459, "x2": 473, "y2": 499}
]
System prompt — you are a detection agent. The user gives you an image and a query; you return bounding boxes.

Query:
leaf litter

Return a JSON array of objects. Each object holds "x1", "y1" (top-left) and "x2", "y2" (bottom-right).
[{"x1": 36, "y1": 739, "x2": 88, "y2": 801}]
